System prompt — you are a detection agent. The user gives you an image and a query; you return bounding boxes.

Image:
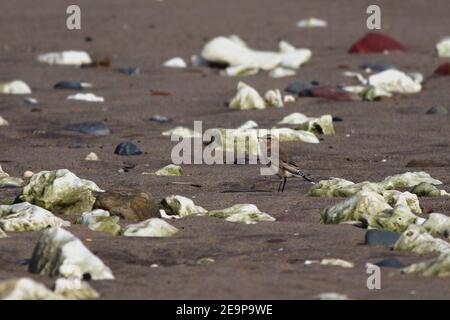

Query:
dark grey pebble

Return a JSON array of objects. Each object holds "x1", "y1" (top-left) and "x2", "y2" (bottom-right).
[
  {"x1": 16, "y1": 258, "x2": 30, "y2": 266},
  {"x1": 117, "y1": 67, "x2": 140, "y2": 76},
  {"x1": 374, "y1": 257, "x2": 405, "y2": 269},
  {"x1": 63, "y1": 122, "x2": 110, "y2": 136},
  {"x1": 364, "y1": 229, "x2": 401, "y2": 248},
  {"x1": 426, "y1": 105, "x2": 448, "y2": 115},
  {"x1": 54, "y1": 81, "x2": 86, "y2": 90},
  {"x1": 114, "y1": 142, "x2": 142, "y2": 156},
  {"x1": 150, "y1": 115, "x2": 173, "y2": 123},
  {"x1": 359, "y1": 63, "x2": 395, "y2": 72},
  {"x1": 332, "y1": 116, "x2": 343, "y2": 122},
  {"x1": 69, "y1": 143, "x2": 81, "y2": 149},
  {"x1": 285, "y1": 81, "x2": 319, "y2": 94}
]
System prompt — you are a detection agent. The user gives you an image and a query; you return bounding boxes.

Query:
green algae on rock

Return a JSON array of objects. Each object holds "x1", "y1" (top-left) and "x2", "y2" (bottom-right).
[
  {"x1": 21, "y1": 169, "x2": 104, "y2": 215},
  {"x1": 197, "y1": 257, "x2": 216, "y2": 265},
  {"x1": 410, "y1": 182, "x2": 445, "y2": 197},
  {"x1": 394, "y1": 225, "x2": 450, "y2": 255},
  {"x1": 0, "y1": 202, "x2": 70, "y2": 232},
  {"x1": 0, "y1": 278, "x2": 62, "y2": 300},
  {"x1": 123, "y1": 218, "x2": 179, "y2": 237},
  {"x1": 0, "y1": 228, "x2": 6, "y2": 238},
  {"x1": 208, "y1": 204, "x2": 275, "y2": 224},
  {"x1": 54, "y1": 278, "x2": 99, "y2": 300},
  {"x1": 88, "y1": 216, "x2": 121, "y2": 236},
  {"x1": 0, "y1": 165, "x2": 24, "y2": 188},
  {"x1": 29, "y1": 227, "x2": 114, "y2": 280},
  {"x1": 77, "y1": 209, "x2": 110, "y2": 225},
  {"x1": 402, "y1": 252, "x2": 450, "y2": 277},
  {"x1": 151, "y1": 164, "x2": 183, "y2": 177},
  {"x1": 161, "y1": 195, "x2": 207, "y2": 218},
  {"x1": 422, "y1": 213, "x2": 450, "y2": 239}
]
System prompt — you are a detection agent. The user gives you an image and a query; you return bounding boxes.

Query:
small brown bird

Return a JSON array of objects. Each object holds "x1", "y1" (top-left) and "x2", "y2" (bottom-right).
[{"x1": 259, "y1": 134, "x2": 315, "y2": 192}]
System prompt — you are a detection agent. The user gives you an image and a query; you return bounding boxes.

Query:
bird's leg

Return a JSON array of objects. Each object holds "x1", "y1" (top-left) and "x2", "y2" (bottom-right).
[
  {"x1": 277, "y1": 178, "x2": 283, "y2": 192},
  {"x1": 281, "y1": 177, "x2": 287, "y2": 192}
]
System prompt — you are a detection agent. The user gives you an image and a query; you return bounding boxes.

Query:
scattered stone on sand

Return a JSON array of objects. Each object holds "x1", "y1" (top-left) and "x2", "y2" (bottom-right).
[
  {"x1": 81, "y1": 57, "x2": 111, "y2": 68},
  {"x1": 315, "y1": 292, "x2": 349, "y2": 300},
  {"x1": 264, "y1": 89, "x2": 284, "y2": 108},
  {"x1": 436, "y1": 37, "x2": 450, "y2": 57},
  {"x1": 23, "y1": 171, "x2": 34, "y2": 179},
  {"x1": 163, "y1": 57, "x2": 187, "y2": 68},
  {"x1": 236, "y1": 120, "x2": 258, "y2": 130},
  {"x1": 406, "y1": 159, "x2": 450, "y2": 168},
  {"x1": 37, "y1": 51, "x2": 92, "y2": 66},
  {"x1": 0, "y1": 80, "x2": 32, "y2": 95},
  {"x1": 374, "y1": 257, "x2": 405, "y2": 269},
  {"x1": 0, "y1": 278, "x2": 61, "y2": 300},
  {"x1": 208, "y1": 204, "x2": 275, "y2": 224},
  {"x1": 197, "y1": 257, "x2": 215, "y2": 265},
  {"x1": 364, "y1": 229, "x2": 401, "y2": 247},
  {"x1": 421, "y1": 213, "x2": 450, "y2": 239},
  {"x1": 20, "y1": 169, "x2": 104, "y2": 215},
  {"x1": 359, "y1": 63, "x2": 395, "y2": 72},
  {"x1": 426, "y1": 105, "x2": 448, "y2": 115},
  {"x1": 0, "y1": 166, "x2": 23, "y2": 188},
  {"x1": 229, "y1": 82, "x2": 266, "y2": 110},
  {"x1": 321, "y1": 191, "x2": 418, "y2": 233},
  {"x1": 0, "y1": 116, "x2": 9, "y2": 127},
  {"x1": 0, "y1": 228, "x2": 7, "y2": 238},
  {"x1": 85, "y1": 152, "x2": 99, "y2": 161},
  {"x1": 434, "y1": 62, "x2": 450, "y2": 76},
  {"x1": 278, "y1": 112, "x2": 335, "y2": 135},
  {"x1": 114, "y1": 142, "x2": 142, "y2": 156},
  {"x1": 299, "y1": 85, "x2": 360, "y2": 101},
  {"x1": 117, "y1": 67, "x2": 140, "y2": 76},
  {"x1": 150, "y1": 115, "x2": 173, "y2": 123},
  {"x1": 67, "y1": 93, "x2": 105, "y2": 103},
  {"x1": 296, "y1": 17, "x2": 327, "y2": 28},
  {"x1": 201, "y1": 35, "x2": 311, "y2": 75},
  {"x1": 410, "y1": 182, "x2": 446, "y2": 197},
  {"x1": 0, "y1": 202, "x2": 70, "y2": 232},
  {"x1": 94, "y1": 190, "x2": 160, "y2": 221},
  {"x1": 63, "y1": 121, "x2": 110, "y2": 136},
  {"x1": 24, "y1": 97, "x2": 39, "y2": 105},
  {"x1": 268, "y1": 67, "x2": 296, "y2": 78},
  {"x1": 285, "y1": 81, "x2": 319, "y2": 95},
  {"x1": 394, "y1": 225, "x2": 450, "y2": 255},
  {"x1": 77, "y1": 209, "x2": 110, "y2": 224},
  {"x1": 54, "y1": 278, "x2": 99, "y2": 300},
  {"x1": 123, "y1": 218, "x2": 179, "y2": 237},
  {"x1": 54, "y1": 81, "x2": 92, "y2": 90},
  {"x1": 146, "y1": 164, "x2": 183, "y2": 176},
  {"x1": 283, "y1": 95, "x2": 295, "y2": 103},
  {"x1": 161, "y1": 195, "x2": 207, "y2": 218},
  {"x1": 320, "y1": 258, "x2": 354, "y2": 268},
  {"x1": 162, "y1": 126, "x2": 201, "y2": 138},
  {"x1": 88, "y1": 216, "x2": 121, "y2": 236},
  {"x1": 348, "y1": 32, "x2": 407, "y2": 53},
  {"x1": 28, "y1": 227, "x2": 114, "y2": 280},
  {"x1": 223, "y1": 64, "x2": 259, "y2": 76},
  {"x1": 402, "y1": 252, "x2": 450, "y2": 277}
]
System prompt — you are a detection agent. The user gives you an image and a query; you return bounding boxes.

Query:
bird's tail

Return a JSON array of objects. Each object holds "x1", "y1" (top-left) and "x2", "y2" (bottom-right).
[{"x1": 282, "y1": 163, "x2": 315, "y2": 184}]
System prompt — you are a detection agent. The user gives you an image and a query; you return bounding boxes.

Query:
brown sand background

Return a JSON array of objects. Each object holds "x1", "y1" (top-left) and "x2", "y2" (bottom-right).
[{"x1": 0, "y1": 0, "x2": 449, "y2": 299}]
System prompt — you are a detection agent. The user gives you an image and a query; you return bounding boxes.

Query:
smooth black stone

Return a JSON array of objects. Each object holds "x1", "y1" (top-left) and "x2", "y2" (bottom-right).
[
  {"x1": 63, "y1": 122, "x2": 110, "y2": 136},
  {"x1": 149, "y1": 115, "x2": 173, "y2": 123},
  {"x1": 54, "y1": 81, "x2": 85, "y2": 90},
  {"x1": 69, "y1": 143, "x2": 81, "y2": 149},
  {"x1": 359, "y1": 63, "x2": 395, "y2": 72},
  {"x1": 426, "y1": 105, "x2": 449, "y2": 115},
  {"x1": 332, "y1": 116, "x2": 343, "y2": 122},
  {"x1": 114, "y1": 142, "x2": 142, "y2": 156},
  {"x1": 285, "y1": 81, "x2": 319, "y2": 94},
  {"x1": 374, "y1": 257, "x2": 405, "y2": 269},
  {"x1": 117, "y1": 67, "x2": 140, "y2": 76},
  {"x1": 364, "y1": 229, "x2": 401, "y2": 248}
]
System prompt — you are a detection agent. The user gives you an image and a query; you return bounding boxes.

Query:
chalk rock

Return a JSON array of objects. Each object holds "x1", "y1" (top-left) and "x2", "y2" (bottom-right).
[
  {"x1": 88, "y1": 216, "x2": 121, "y2": 236},
  {"x1": 264, "y1": 89, "x2": 284, "y2": 108},
  {"x1": 296, "y1": 17, "x2": 327, "y2": 28},
  {"x1": 163, "y1": 57, "x2": 187, "y2": 68},
  {"x1": 236, "y1": 120, "x2": 258, "y2": 130},
  {"x1": 410, "y1": 182, "x2": 444, "y2": 197},
  {"x1": 0, "y1": 228, "x2": 7, "y2": 238},
  {"x1": 380, "y1": 171, "x2": 442, "y2": 189},
  {"x1": 436, "y1": 37, "x2": 450, "y2": 57},
  {"x1": 316, "y1": 292, "x2": 349, "y2": 300},
  {"x1": 94, "y1": 190, "x2": 160, "y2": 221},
  {"x1": 268, "y1": 67, "x2": 296, "y2": 78},
  {"x1": 152, "y1": 164, "x2": 183, "y2": 176},
  {"x1": 367, "y1": 69, "x2": 422, "y2": 96},
  {"x1": 402, "y1": 253, "x2": 450, "y2": 277},
  {"x1": 28, "y1": 227, "x2": 114, "y2": 280},
  {"x1": 229, "y1": 82, "x2": 266, "y2": 110},
  {"x1": 201, "y1": 35, "x2": 311, "y2": 71},
  {"x1": 67, "y1": 93, "x2": 104, "y2": 103},
  {"x1": 37, "y1": 51, "x2": 92, "y2": 66},
  {"x1": 224, "y1": 65, "x2": 259, "y2": 76},
  {"x1": 123, "y1": 218, "x2": 179, "y2": 237},
  {"x1": 0, "y1": 278, "x2": 61, "y2": 300},
  {"x1": 0, "y1": 116, "x2": 8, "y2": 126},
  {"x1": 0, "y1": 202, "x2": 70, "y2": 232},
  {"x1": 279, "y1": 112, "x2": 335, "y2": 135},
  {"x1": 161, "y1": 195, "x2": 207, "y2": 218},
  {"x1": 85, "y1": 152, "x2": 99, "y2": 161},
  {"x1": 320, "y1": 258, "x2": 354, "y2": 268},
  {"x1": 0, "y1": 166, "x2": 24, "y2": 188},
  {"x1": 21, "y1": 169, "x2": 104, "y2": 214},
  {"x1": 349, "y1": 32, "x2": 407, "y2": 53},
  {"x1": 422, "y1": 213, "x2": 450, "y2": 239},
  {"x1": 208, "y1": 204, "x2": 275, "y2": 224},
  {"x1": 394, "y1": 225, "x2": 450, "y2": 255},
  {"x1": 162, "y1": 126, "x2": 201, "y2": 138},
  {"x1": 0, "y1": 80, "x2": 32, "y2": 95},
  {"x1": 77, "y1": 209, "x2": 110, "y2": 225},
  {"x1": 54, "y1": 278, "x2": 99, "y2": 300}
]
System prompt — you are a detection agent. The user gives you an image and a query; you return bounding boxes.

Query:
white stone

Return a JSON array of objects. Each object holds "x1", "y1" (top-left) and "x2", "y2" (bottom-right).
[
  {"x1": 67, "y1": 93, "x2": 104, "y2": 102},
  {"x1": 268, "y1": 67, "x2": 296, "y2": 78},
  {"x1": 29, "y1": 227, "x2": 114, "y2": 280},
  {"x1": 37, "y1": 51, "x2": 92, "y2": 66},
  {"x1": 0, "y1": 116, "x2": 8, "y2": 126},
  {"x1": 162, "y1": 195, "x2": 207, "y2": 218},
  {"x1": 208, "y1": 204, "x2": 276, "y2": 224},
  {"x1": 54, "y1": 278, "x2": 99, "y2": 300},
  {"x1": 162, "y1": 126, "x2": 201, "y2": 138},
  {"x1": 77, "y1": 209, "x2": 110, "y2": 225},
  {"x1": 0, "y1": 80, "x2": 32, "y2": 95},
  {"x1": 163, "y1": 57, "x2": 187, "y2": 68},
  {"x1": 264, "y1": 89, "x2": 284, "y2": 108},
  {"x1": 296, "y1": 17, "x2": 328, "y2": 28},
  {"x1": 0, "y1": 278, "x2": 61, "y2": 300},
  {"x1": 85, "y1": 152, "x2": 99, "y2": 161},
  {"x1": 229, "y1": 82, "x2": 266, "y2": 110},
  {"x1": 236, "y1": 120, "x2": 258, "y2": 130},
  {"x1": 123, "y1": 218, "x2": 179, "y2": 237},
  {"x1": 436, "y1": 37, "x2": 450, "y2": 57}
]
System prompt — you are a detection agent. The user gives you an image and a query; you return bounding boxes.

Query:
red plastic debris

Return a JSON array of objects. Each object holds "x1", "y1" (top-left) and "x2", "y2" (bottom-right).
[
  {"x1": 434, "y1": 62, "x2": 450, "y2": 75},
  {"x1": 349, "y1": 32, "x2": 407, "y2": 54},
  {"x1": 298, "y1": 86, "x2": 360, "y2": 101}
]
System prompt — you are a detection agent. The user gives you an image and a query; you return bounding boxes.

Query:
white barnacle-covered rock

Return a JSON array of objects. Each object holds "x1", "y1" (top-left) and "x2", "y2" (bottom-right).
[
  {"x1": 77, "y1": 210, "x2": 120, "y2": 236},
  {"x1": 152, "y1": 164, "x2": 183, "y2": 176},
  {"x1": 279, "y1": 112, "x2": 335, "y2": 135},
  {"x1": 436, "y1": 37, "x2": 450, "y2": 58},
  {"x1": 0, "y1": 278, "x2": 62, "y2": 300},
  {"x1": 367, "y1": 69, "x2": 422, "y2": 96},
  {"x1": 229, "y1": 82, "x2": 266, "y2": 110},
  {"x1": 163, "y1": 57, "x2": 187, "y2": 68},
  {"x1": 402, "y1": 252, "x2": 450, "y2": 277},
  {"x1": 54, "y1": 278, "x2": 99, "y2": 300},
  {"x1": 37, "y1": 51, "x2": 92, "y2": 66},
  {"x1": 123, "y1": 218, "x2": 179, "y2": 237},
  {"x1": 208, "y1": 204, "x2": 275, "y2": 224},
  {"x1": 67, "y1": 93, "x2": 104, "y2": 103},
  {"x1": 0, "y1": 165, "x2": 24, "y2": 188},
  {"x1": 0, "y1": 202, "x2": 70, "y2": 232},
  {"x1": 380, "y1": 171, "x2": 442, "y2": 189},
  {"x1": 0, "y1": 80, "x2": 32, "y2": 95},
  {"x1": 264, "y1": 89, "x2": 284, "y2": 108},
  {"x1": 29, "y1": 227, "x2": 114, "y2": 280},
  {"x1": 161, "y1": 195, "x2": 207, "y2": 218},
  {"x1": 77, "y1": 209, "x2": 110, "y2": 225},
  {"x1": 269, "y1": 128, "x2": 319, "y2": 143},
  {"x1": 21, "y1": 169, "x2": 104, "y2": 214},
  {"x1": 394, "y1": 225, "x2": 450, "y2": 255},
  {"x1": 422, "y1": 213, "x2": 450, "y2": 239}
]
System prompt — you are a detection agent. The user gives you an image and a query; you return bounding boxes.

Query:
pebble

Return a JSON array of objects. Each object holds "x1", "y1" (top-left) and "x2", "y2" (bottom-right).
[
  {"x1": 426, "y1": 105, "x2": 448, "y2": 115},
  {"x1": 54, "y1": 81, "x2": 92, "y2": 90},
  {"x1": 0, "y1": 80, "x2": 32, "y2": 95},
  {"x1": 285, "y1": 81, "x2": 319, "y2": 95},
  {"x1": 85, "y1": 152, "x2": 99, "y2": 161},
  {"x1": 364, "y1": 229, "x2": 401, "y2": 248},
  {"x1": 434, "y1": 62, "x2": 450, "y2": 75},
  {"x1": 374, "y1": 257, "x2": 405, "y2": 269},
  {"x1": 299, "y1": 86, "x2": 360, "y2": 101},
  {"x1": 23, "y1": 171, "x2": 34, "y2": 178},
  {"x1": 150, "y1": 115, "x2": 173, "y2": 123},
  {"x1": 67, "y1": 93, "x2": 104, "y2": 102},
  {"x1": 24, "y1": 97, "x2": 39, "y2": 105},
  {"x1": 63, "y1": 122, "x2": 110, "y2": 136},
  {"x1": 69, "y1": 143, "x2": 82, "y2": 149},
  {"x1": 117, "y1": 67, "x2": 140, "y2": 76},
  {"x1": 349, "y1": 32, "x2": 407, "y2": 53},
  {"x1": 114, "y1": 142, "x2": 142, "y2": 156},
  {"x1": 0, "y1": 116, "x2": 8, "y2": 127},
  {"x1": 163, "y1": 57, "x2": 187, "y2": 68},
  {"x1": 359, "y1": 63, "x2": 395, "y2": 72}
]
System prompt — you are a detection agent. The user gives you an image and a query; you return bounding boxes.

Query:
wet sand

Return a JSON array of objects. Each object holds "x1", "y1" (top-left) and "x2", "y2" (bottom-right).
[{"x1": 0, "y1": 0, "x2": 449, "y2": 299}]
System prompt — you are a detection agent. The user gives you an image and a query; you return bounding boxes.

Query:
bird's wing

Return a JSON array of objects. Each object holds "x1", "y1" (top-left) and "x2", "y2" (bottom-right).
[{"x1": 280, "y1": 161, "x2": 315, "y2": 184}]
